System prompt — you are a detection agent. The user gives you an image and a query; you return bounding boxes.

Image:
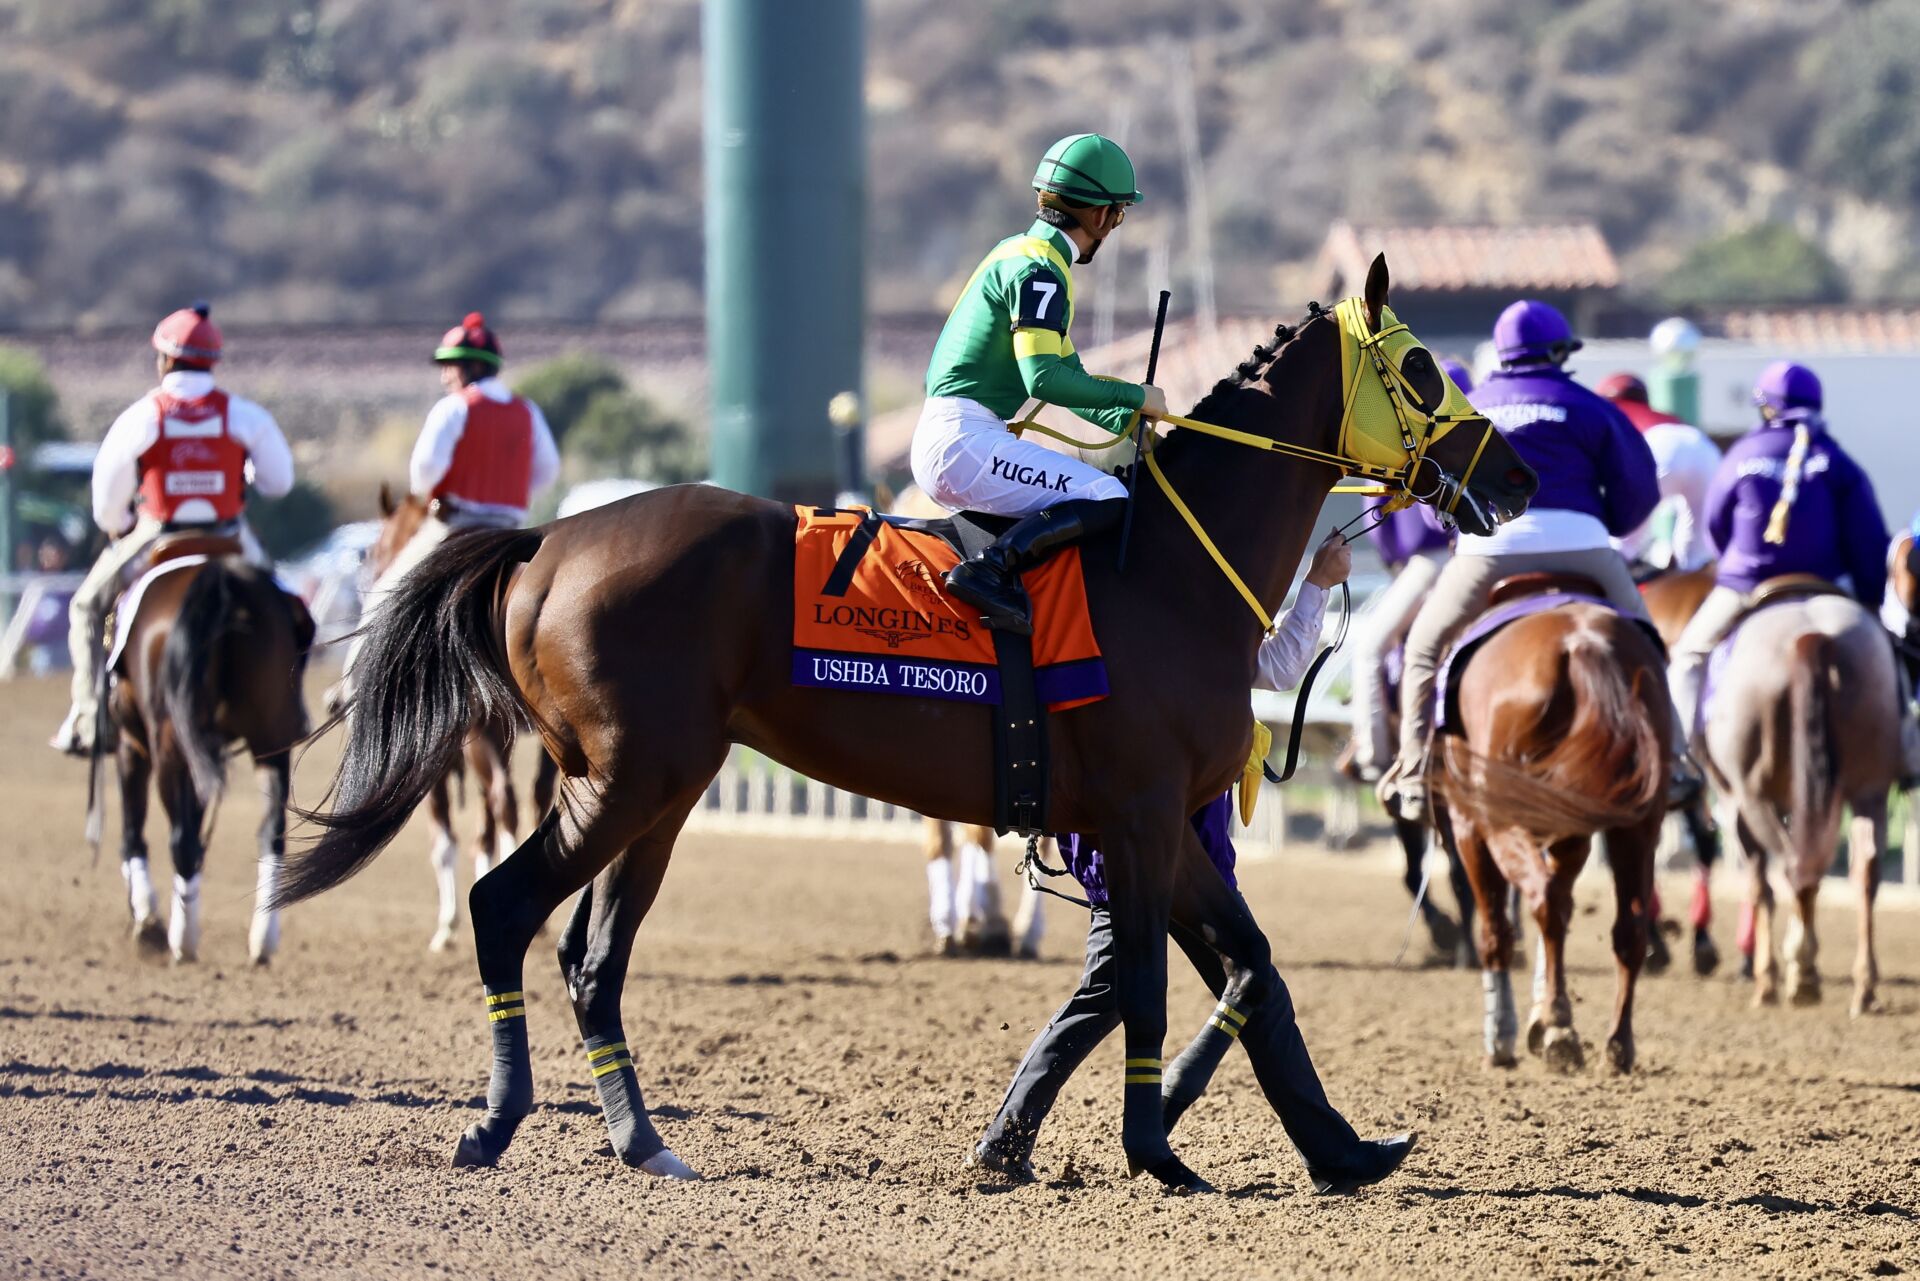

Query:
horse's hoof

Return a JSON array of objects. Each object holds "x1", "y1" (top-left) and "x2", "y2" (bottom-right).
[
  {"x1": 1604, "y1": 1037, "x2": 1634, "y2": 1075},
  {"x1": 132, "y1": 919, "x2": 166, "y2": 953},
  {"x1": 249, "y1": 953, "x2": 271, "y2": 969},
  {"x1": 1644, "y1": 930, "x2": 1672, "y2": 976},
  {"x1": 170, "y1": 949, "x2": 198, "y2": 966},
  {"x1": 1850, "y1": 990, "x2": 1876, "y2": 1019},
  {"x1": 1454, "y1": 940, "x2": 1478, "y2": 971},
  {"x1": 428, "y1": 929, "x2": 455, "y2": 954},
  {"x1": 1525, "y1": 1016, "x2": 1548, "y2": 1058},
  {"x1": 966, "y1": 1145, "x2": 1036, "y2": 1184},
  {"x1": 1485, "y1": 1045, "x2": 1518, "y2": 1070},
  {"x1": 1788, "y1": 980, "x2": 1821, "y2": 1007},
  {"x1": 451, "y1": 1128, "x2": 499, "y2": 1169},
  {"x1": 1424, "y1": 911, "x2": 1462, "y2": 958},
  {"x1": 1692, "y1": 932, "x2": 1720, "y2": 977},
  {"x1": 638, "y1": 1148, "x2": 701, "y2": 1180},
  {"x1": 1130, "y1": 1154, "x2": 1211, "y2": 1194},
  {"x1": 1542, "y1": 1027, "x2": 1584, "y2": 1074},
  {"x1": 1753, "y1": 983, "x2": 1778, "y2": 1008}
]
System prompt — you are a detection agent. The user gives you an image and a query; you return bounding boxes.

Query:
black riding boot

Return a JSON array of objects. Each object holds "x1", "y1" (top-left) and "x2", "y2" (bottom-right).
[{"x1": 945, "y1": 497, "x2": 1125, "y2": 635}]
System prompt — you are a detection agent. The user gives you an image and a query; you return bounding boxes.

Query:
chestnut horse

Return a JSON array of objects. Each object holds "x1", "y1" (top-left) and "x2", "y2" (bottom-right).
[
  {"x1": 105, "y1": 542, "x2": 313, "y2": 963},
  {"x1": 346, "y1": 487, "x2": 543, "y2": 952},
  {"x1": 283, "y1": 260, "x2": 1537, "y2": 1187},
  {"x1": 1434, "y1": 598, "x2": 1672, "y2": 1074}
]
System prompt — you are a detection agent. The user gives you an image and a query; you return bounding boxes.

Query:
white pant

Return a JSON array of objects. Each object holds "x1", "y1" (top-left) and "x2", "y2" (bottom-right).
[
  {"x1": 1350, "y1": 551, "x2": 1445, "y2": 773},
  {"x1": 909, "y1": 396, "x2": 1125, "y2": 517},
  {"x1": 1667, "y1": 585, "x2": 1749, "y2": 733}
]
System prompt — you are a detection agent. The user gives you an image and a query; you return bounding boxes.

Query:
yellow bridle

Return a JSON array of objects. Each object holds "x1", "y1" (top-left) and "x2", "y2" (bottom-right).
[{"x1": 1011, "y1": 297, "x2": 1495, "y2": 632}]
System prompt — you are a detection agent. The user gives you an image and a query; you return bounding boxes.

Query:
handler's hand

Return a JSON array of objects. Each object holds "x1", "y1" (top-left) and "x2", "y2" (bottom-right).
[
  {"x1": 1138, "y1": 384, "x2": 1169, "y2": 419},
  {"x1": 1304, "y1": 533, "x2": 1352, "y2": 589}
]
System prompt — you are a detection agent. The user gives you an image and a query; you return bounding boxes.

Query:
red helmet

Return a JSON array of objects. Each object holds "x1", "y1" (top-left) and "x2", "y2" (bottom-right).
[
  {"x1": 152, "y1": 303, "x2": 222, "y2": 366},
  {"x1": 1595, "y1": 372, "x2": 1649, "y2": 404},
  {"x1": 433, "y1": 311, "x2": 503, "y2": 368}
]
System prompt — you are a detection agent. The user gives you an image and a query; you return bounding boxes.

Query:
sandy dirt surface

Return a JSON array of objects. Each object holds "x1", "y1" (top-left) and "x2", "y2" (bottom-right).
[{"x1": 2, "y1": 672, "x2": 1917, "y2": 1280}]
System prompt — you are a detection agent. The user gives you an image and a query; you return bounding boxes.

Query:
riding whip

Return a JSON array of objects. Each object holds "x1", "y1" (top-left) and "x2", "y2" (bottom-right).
[{"x1": 1117, "y1": 288, "x2": 1171, "y2": 571}]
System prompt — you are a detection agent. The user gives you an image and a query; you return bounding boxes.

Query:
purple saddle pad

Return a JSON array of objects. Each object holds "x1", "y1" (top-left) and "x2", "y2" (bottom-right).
[{"x1": 1435, "y1": 591, "x2": 1612, "y2": 733}]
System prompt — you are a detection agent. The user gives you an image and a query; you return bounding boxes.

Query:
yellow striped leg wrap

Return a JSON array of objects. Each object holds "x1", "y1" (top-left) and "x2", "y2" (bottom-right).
[
  {"x1": 1124, "y1": 1056, "x2": 1162, "y2": 1085},
  {"x1": 1208, "y1": 1000, "x2": 1248, "y2": 1039},
  {"x1": 485, "y1": 990, "x2": 526, "y2": 1022},
  {"x1": 586, "y1": 1041, "x2": 633, "y2": 1078}
]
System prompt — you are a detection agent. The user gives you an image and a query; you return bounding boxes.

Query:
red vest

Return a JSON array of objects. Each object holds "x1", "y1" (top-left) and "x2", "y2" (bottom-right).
[
  {"x1": 434, "y1": 388, "x2": 535, "y2": 510},
  {"x1": 137, "y1": 389, "x2": 249, "y2": 523}
]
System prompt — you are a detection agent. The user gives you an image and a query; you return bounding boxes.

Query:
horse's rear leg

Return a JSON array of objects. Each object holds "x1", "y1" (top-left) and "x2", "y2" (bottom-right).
[
  {"x1": 921, "y1": 818, "x2": 957, "y2": 955},
  {"x1": 1441, "y1": 808, "x2": 1517, "y2": 1066},
  {"x1": 1682, "y1": 799, "x2": 1721, "y2": 975},
  {"x1": 956, "y1": 824, "x2": 1012, "y2": 956},
  {"x1": 117, "y1": 740, "x2": 163, "y2": 952},
  {"x1": 247, "y1": 756, "x2": 289, "y2": 965},
  {"x1": 1847, "y1": 796, "x2": 1886, "y2": 1017},
  {"x1": 466, "y1": 735, "x2": 517, "y2": 880},
  {"x1": 156, "y1": 753, "x2": 206, "y2": 964},
  {"x1": 1783, "y1": 882, "x2": 1823, "y2": 1006},
  {"x1": 1601, "y1": 820, "x2": 1658, "y2": 1074},
  {"x1": 1742, "y1": 816, "x2": 1779, "y2": 1006},
  {"x1": 453, "y1": 776, "x2": 652, "y2": 1169},
  {"x1": 1397, "y1": 817, "x2": 1462, "y2": 962},
  {"x1": 559, "y1": 800, "x2": 702, "y2": 1178},
  {"x1": 1526, "y1": 836, "x2": 1588, "y2": 1075},
  {"x1": 427, "y1": 775, "x2": 460, "y2": 953}
]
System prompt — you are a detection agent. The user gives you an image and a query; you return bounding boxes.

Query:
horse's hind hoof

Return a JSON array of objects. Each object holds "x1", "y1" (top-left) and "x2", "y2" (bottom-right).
[
  {"x1": 1644, "y1": 929, "x2": 1672, "y2": 976},
  {"x1": 1788, "y1": 981, "x2": 1821, "y2": 1007},
  {"x1": 1542, "y1": 1027, "x2": 1584, "y2": 1075},
  {"x1": 1486, "y1": 1044, "x2": 1518, "y2": 1070},
  {"x1": 1692, "y1": 932, "x2": 1720, "y2": 977},
  {"x1": 1525, "y1": 1017, "x2": 1547, "y2": 1058},
  {"x1": 1604, "y1": 1037, "x2": 1635, "y2": 1075},
  {"x1": 428, "y1": 928, "x2": 455, "y2": 954},
  {"x1": 132, "y1": 919, "x2": 166, "y2": 954},
  {"x1": 1132, "y1": 1155, "x2": 1212, "y2": 1194},
  {"x1": 1850, "y1": 991, "x2": 1876, "y2": 1019},
  {"x1": 451, "y1": 1128, "x2": 499, "y2": 1169}
]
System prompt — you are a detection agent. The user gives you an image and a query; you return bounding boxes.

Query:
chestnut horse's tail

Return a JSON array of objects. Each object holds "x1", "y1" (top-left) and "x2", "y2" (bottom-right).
[
  {"x1": 1786, "y1": 630, "x2": 1840, "y2": 868},
  {"x1": 1440, "y1": 622, "x2": 1665, "y2": 842},
  {"x1": 158, "y1": 560, "x2": 244, "y2": 806},
  {"x1": 278, "y1": 527, "x2": 545, "y2": 907}
]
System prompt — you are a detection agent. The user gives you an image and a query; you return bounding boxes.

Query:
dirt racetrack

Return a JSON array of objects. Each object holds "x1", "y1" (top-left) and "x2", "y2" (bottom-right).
[{"x1": 2, "y1": 672, "x2": 1917, "y2": 1281}]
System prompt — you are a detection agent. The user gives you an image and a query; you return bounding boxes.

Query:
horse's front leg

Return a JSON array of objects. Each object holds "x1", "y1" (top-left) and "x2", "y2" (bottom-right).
[
  {"x1": 1602, "y1": 819, "x2": 1658, "y2": 1074},
  {"x1": 1100, "y1": 804, "x2": 1203, "y2": 1191},
  {"x1": 1847, "y1": 795, "x2": 1886, "y2": 1017},
  {"x1": 117, "y1": 738, "x2": 163, "y2": 952},
  {"x1": 1439, "y1": 805, "x2": 1516, "y2": 1066},
  {"x1": 1526, "y1": 835, "x2": 1588, "y2": 1074},
  {"x1": 248, "y1": 755, "x2": 290, "y2": 965},
  {"x1": 156, "y1": 755, "x2": 205, "y2": 964},
  {"x1": 1741, "y1": 815, "x2": 1779, "y2": 1006}
]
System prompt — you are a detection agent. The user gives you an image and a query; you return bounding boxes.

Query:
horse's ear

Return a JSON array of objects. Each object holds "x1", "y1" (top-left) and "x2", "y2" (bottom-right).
[
  {"x1": 1363, "y1": 253, "x2": 1390, "y2": 331},
  {"x1": 378, "y1": 481, "x2": 396, "y2": 517}
]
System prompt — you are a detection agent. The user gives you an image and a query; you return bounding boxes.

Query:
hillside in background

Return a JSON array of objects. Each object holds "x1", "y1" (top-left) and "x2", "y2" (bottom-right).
[{"x1": 2, "y1": 0, "x2": 1918, "y2": 330}]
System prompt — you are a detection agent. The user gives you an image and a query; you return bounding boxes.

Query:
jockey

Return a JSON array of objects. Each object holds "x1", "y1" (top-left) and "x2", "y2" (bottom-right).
[
  {"x1": 1669, "y1": 362, "x2": 1920, "y2": 773},
  {"x1": 1597, "y1": 372, "x2": 1722, "y2": 573},
  {"x1": 1380, "y1": 301, "x2": 1690, "y2": 823},
  {"x1": 912, "y1": 133, "x2": 1167, "y2": 634},
  {"x1": 974, "y1": 533, "x2": 1414, "y2": 1194},
  {"x1": 50, "y1": 304, "x2": 294, "y2": 755},
  {"x1": 381, "y1": 312, "x2": 558, "y2": 587},
  {"x1": 1345, "y1": 361, "x2": 1466, "y2": 781}
]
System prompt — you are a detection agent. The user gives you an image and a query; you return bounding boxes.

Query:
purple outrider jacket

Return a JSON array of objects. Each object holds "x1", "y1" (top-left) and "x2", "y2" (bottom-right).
[
  {"x1": 1705, "y1": 422, "x2": 1888, "y2": 603},
  {"x1": 1472, "y1": 367, "x2": 1660, "y2": 535},
  {"x1": 1063, "y1": 793, "x2": 1235, "y2": 908},
  {"x1": 1365, "y1": 502, "x2": 1451, "y2": 569}
]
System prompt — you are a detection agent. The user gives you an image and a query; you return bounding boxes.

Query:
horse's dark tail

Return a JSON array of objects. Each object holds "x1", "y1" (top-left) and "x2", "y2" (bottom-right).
[
  {"x1": 159, "y1": 560, "x2": 243, "y2": 805},
  {"x1": 1787, "y1": 630, "x2": 1840, "y2": 868},
  {"x1": 1440, "y1": 621, "x2": 1665, "y2": 842},
  {"x1": 277, "y1": 528, "x2": 544, "y2": 907}
]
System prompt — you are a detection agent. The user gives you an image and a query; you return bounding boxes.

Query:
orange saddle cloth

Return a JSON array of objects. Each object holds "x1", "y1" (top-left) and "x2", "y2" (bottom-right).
[{"x1": 791, "y1": 506, "x2": 1108, "y2": 710}]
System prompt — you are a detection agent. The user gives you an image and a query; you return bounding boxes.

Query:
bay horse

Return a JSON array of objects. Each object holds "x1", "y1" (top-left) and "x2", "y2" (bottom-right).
[
  {"x1": 281, "y1": 259, "x2": 1538, "y2": 1187},
  {"x1": 104, "y1": 538, "x2": 313, "y2": 963},
  {"x1": 1701, "y1": 591, "x2": 1900, "y2": 1016},
  {"x1": 338, "y1": 486, "x2": 535, "y2": 952},
  {"x1": 1434, "y1": 594, "x2": 1672, "y2": 1074}
]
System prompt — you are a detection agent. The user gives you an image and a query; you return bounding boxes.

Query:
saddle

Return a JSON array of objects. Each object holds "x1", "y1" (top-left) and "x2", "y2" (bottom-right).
[
  {"x1": 147, "y1": 530, "x2": 244, "y2": 570},
  {"x1": 790, "y1": 506, "x2": 1108, "y2": 837},
  {"x1": 1486, "y1": 570, "x2": 1608, "y2": 607},
  {"x1": 1745, "y1": 573, "x2": 1845, "y2": 612}
]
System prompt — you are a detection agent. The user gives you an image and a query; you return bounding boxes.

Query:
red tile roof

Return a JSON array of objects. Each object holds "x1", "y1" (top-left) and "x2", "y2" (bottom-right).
[
  {"x1": 1315, "y1": 221, "x2": 1621, "y2": 295},
  {"x1": 1719, "y1": 308, "x2": 1920, "y2": 352}
]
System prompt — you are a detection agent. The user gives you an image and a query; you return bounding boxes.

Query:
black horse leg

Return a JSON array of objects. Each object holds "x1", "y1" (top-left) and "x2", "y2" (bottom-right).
[
  {"x1": 1444, "y1": 825, "x2": 1478, "y2": 969},
  {"x1": 156, "y1": 754, "x2": 206, "y2": 963},
  {"x1": 1398, "y1": 817, "x2": 1462, "y2": 959},
  {"x1": 1682, "y1": 798, "x2": 1721, "y2": 975},
  {"x1": 559, "y1": 800, "x2": 699, "y2": 1177},
  {"x1": 249, "y1": 756, "x2": 289, "y2": 964},
  {"x1": 1098, "y1": 803, "x2": 1198, "y2": 1190},
  {"x1": 117, "y1": 740, "x2": 161, "y2": 948}
]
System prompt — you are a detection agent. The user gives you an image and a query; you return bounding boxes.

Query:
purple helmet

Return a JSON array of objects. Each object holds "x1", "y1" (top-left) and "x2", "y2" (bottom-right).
[
  {"x1": 1493, "y1": 300, "x2": 1582, "y2": 366},
  {"x1": 1754, "y1": 360, "x2": 1822, "y2": 420},
  {"x1": 1440, "y1": 358, "x2": 1474, "y2": 395}
]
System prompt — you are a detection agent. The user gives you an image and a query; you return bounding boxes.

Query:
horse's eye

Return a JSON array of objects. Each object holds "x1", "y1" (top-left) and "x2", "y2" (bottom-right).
[{"x1": 1399, "y1": 347, "x2": 1445, "y2": 413}]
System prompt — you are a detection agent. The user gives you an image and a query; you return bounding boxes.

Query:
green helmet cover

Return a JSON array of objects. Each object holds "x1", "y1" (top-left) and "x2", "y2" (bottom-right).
[{"x1": 1033, "y1": 133, "x2": 1142, "y2": 206}]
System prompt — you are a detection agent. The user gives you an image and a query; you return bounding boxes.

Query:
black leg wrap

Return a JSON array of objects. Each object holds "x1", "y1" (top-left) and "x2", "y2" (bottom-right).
[
  {"x1": 585, "y1": 1033, "x2": 666, "y2": 1166},
  {"x1": 1161, "y1": 996, "x2": 1248, "y2": 1135},
  {"x1": 452, "y1": 987, "x2": 534, "y2": 1168},
  {"x1": 1121, "y1": 1053, "x2": 1176, "y2": 1176}
]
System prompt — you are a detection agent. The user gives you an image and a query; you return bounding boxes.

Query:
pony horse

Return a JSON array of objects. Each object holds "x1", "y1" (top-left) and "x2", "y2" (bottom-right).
[
  {"x1": 1434, "y1": 588, "x2": 1672, "y2": 1073},
  {"x1": 1701, "y1": 588, "x2": 1901, "y2": 1015},
  {"x1": 282, "y1": 258, "x2": 1537, "y2": 1187},
  {"x1": 102, "y1": 537, "x2": 313, "y2": 963}
]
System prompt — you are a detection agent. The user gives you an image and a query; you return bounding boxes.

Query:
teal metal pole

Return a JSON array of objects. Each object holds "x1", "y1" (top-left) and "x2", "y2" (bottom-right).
[{"x1": 704, "y1": 0, "x2": 866, "y2": 502}]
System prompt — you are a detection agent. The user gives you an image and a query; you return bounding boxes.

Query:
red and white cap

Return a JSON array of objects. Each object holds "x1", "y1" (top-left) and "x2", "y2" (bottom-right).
[{"x1": 152, "y1": 303, "x2": 223, "y2": 366}]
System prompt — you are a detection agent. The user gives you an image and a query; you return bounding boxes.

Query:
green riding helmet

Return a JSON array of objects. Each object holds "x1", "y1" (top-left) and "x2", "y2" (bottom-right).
[{"x1": 1032, "y1": 133, "x2": 1142, "y2": 206}]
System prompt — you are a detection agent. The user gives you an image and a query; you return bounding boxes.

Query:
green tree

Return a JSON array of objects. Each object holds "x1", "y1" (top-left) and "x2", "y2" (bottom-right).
[
  {"x1": 248, "y1": 478, "x2": 338, "y2": 559},
  {"x1": 512, "y1": 352, "x2": 627, "y2": 448},
  {"x1": 1660, "y1": 223, "x2": 1847, "y2": 309},
  {"x1": 515, "y1": 353, "x2": 702, "y2": 483},
  {"x1": 0, "y1": 345, "x2": 67, "y2": 456}
]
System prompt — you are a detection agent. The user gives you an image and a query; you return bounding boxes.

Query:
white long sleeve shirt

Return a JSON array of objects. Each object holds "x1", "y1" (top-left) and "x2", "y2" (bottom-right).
[
  {"x1": 1614, "y1": 421, "x2": 1722, "y2": 571},
  {"x1": 1254, "y1": 581, "x2": 1329, "y2": 692},
  {"x1": 408, "y1": 377, "x2": 560, "y2": 523},
  {"x1": 92, "y1": 371, "x2": 295, "y2": 536}
]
